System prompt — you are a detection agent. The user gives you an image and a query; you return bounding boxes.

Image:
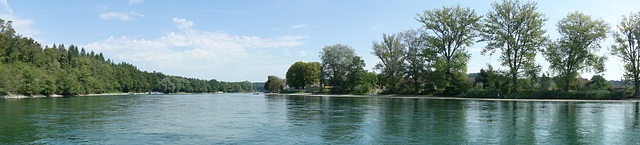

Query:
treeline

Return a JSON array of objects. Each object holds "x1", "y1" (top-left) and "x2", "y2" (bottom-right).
[
  {"x1": 274, "y1": 0, "x2": 640, "y2": 99},
  {"x1": 0, "y1": 19, "x2": 255, "y2": 96},
  {"x1": 270, "y1": 44, "x2": 379, "y2": 95},
  {"x1": 371, "y1": 0, "x2": 634, "y2": 98}
]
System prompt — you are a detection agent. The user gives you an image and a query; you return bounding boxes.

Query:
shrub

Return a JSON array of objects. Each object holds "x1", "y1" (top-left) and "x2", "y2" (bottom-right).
[{"x1": 0, "y1": 88, "x2": 6, "y2": 95}]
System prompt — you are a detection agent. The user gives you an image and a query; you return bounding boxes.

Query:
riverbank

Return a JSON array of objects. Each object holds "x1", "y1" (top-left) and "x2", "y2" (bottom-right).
[
  {"x1": 0, "y1": 94, "x2": 64, "y2": 99},
  {"x1": 0, "y1": 92, "x2": 141, "y2": 99},
  {"x1": 270, "y1": 93, "x2": 640, "y2": 103}
]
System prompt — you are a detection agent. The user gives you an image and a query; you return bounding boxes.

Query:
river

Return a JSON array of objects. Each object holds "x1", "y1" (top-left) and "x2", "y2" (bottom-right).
[{"x1": 1, "y1": 93, "x2": 639, "y2": 144}]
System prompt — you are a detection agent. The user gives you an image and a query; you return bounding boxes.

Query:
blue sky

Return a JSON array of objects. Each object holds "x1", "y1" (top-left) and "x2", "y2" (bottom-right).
[{"x1": 1, "y1": 0, "x2": 639, "y2": 82}]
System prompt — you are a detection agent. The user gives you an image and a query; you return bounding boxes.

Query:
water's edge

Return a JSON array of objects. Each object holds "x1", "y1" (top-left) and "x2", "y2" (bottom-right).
[{"x1": 274, "y1": 93, "x2": 640, "y2": 103}]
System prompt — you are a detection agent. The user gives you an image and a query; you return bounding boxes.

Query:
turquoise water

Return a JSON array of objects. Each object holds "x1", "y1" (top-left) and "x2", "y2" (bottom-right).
[{"x1": 1, "y1": 93, "x2": 640, "y2": 144}]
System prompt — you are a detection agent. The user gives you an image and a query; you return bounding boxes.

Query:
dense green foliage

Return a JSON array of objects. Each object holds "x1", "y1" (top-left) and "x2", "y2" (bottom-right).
[
  {"x1": 286, "y1": 61, "x2": 320, "y2": 89},
  {"x1": 0, "y1": 19, "x2": 255, "y2": 95},
  {"x1": 585, "y1": 75, "x2": 613, "y2": 91},
  {"x1": 320, "y1": 44, "x2": 372, "y2": 94},
  {"x1": 611, "y1": 12, "x2": 640, "y2": 97},
  {"x1": 372, "y1": 33, "x2": 406, "y2": 92},
  {"x1": 544, "y1": 12, "x2": 608, "y2": 91},
  {"x1": 480, "y1": 0, "x2": 548, "y2": 93},
  {"x1": 372, "y1": 30, "x2": 435, "y2": 94},
  {"x1": 264, "y1": 75, "x2": 285, "y2": 92},
  {"x1": 417, "y1": 4, "x2": 480, "y2": 96},
  {"x1": 274, "y1": 0, "x2": 637, "y2": 99}
]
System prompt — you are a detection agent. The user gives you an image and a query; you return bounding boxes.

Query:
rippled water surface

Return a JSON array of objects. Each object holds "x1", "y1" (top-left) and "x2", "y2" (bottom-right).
[{"x1": 2, "y1": 93, "x2": 640, "y2": 144}]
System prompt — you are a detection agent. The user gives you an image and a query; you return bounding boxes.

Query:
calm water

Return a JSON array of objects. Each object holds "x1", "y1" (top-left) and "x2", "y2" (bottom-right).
[{"x1": 2, "y1": 93, "x2": 640, "y2": 144}]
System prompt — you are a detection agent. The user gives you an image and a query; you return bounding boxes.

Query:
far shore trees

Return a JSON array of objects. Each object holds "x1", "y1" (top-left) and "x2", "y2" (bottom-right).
[
  {"x1": 611, "y1": 12, "x2": 640, "y2": 97},
  {"x1": 544, "y1": 11, "x2": 608, "y2": 91},
  {"x1": 417, "y1": 4, "x2": 480, "y2": 95},
  {"x1": 372, "y1": 29, "x2": 431, "y2": 94},
  {"x1": 286, "y1": 61, "x2": 321, "y2": 89},
  {"x1": 0, "y1": 18, "x2": 255, "y2": 96},
  {"x1": 480, "y1": 0, "x2": 548, "y2": 93},
  {"x1": 400, "y1": 29, "x2": 431, "y2": 93},
  {"x1": 372, "y1": 33, "x2": 405, "y2": 92},
  {"x1": 320, "y1": 44, "x2": 367, "y2": 93},
  {"x1": 264, "y1": 75, "x2": 285, "y2": 92}
]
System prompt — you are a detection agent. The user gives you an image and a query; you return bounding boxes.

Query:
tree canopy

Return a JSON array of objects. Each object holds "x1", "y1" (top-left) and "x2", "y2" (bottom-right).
[
  {"x1": 480, "y1": 0, "x2": 548, "y2": 93},
  {"x1": 286, "y1": 61, "x2": 321, "y2": 89},
  {"x1": 372, "y1": 33, "x2": 405, "y2": 92},
  {"x1": 611, "y1": 12, "x2": 640, "y2": 96},
  {"x1": 264, "y1": 75, "x2": 285, "y2": 92},
  {"x1": 320, "y1": 44, "x2": 367, "y2": 93},
  {"x1": 417, "y1": 4, "x2": 480, "y2": 95},
  {"x1": 544, "y1": 11, "x2": 608, "y2": 91}
]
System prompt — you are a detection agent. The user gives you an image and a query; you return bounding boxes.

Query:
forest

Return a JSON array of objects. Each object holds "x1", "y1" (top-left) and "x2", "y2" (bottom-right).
[
  {"x1": 272, "y1": 0, "x2": 640, "y2": 99},
  {"x1": 0, "y1": 19, "x2": 256, "y2": 96}
]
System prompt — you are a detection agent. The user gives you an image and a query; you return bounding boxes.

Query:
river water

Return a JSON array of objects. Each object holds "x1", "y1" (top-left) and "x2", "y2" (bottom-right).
[{"x1": 1, "y1": 93, "x2": 640, "y2": 144}]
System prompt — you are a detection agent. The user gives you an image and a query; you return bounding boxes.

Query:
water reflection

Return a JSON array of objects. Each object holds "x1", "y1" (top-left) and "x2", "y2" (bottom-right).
[
  {"x1": 4, "y1": 94, "x2": 640, "y2": 144},
  {"x1": 282, "y1": 96, "x2": 369, "y2": 144},
  {"x1": 0, "y1": 96, "x2": 132, "y2": 144},
  {"x1": 277, "y1": 96, "x2": 640, "y2": 144}
]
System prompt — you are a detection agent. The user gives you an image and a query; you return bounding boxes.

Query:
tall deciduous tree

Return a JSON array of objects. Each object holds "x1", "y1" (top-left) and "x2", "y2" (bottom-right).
[
  {"x1": 286, "y1": 61, "x2": 320, "y2": 89},
  {"x1": 372, "y1": 33, "x2": 405, "y2": 92},
  {"x1": 264, "y1": 75, "x2": 285, "y2": 92},
  {"x1": 544, "y1": 12, "x2": 608, "y2": 91},
  {"x1": 611, "y1": 12, "x2": 640, "y2": 96},
  {"x1": 401, "y1": 29, "x2": 430, "y2": 93},
  {"x1": 286, "y1": 61, "x2": 306, "y2": 89},
  {"x1": 417, "y1": 4, "x2": 480, "y2": 95},
  {"x1": 320, "y1": 44, "x2": 364, "y2": 93},
  {"x1": 304, "y1": 62, "x2": 321, "y2": 87},
  {"x1": 481, "y1": 0, "x2": 548, "y2": 93}
]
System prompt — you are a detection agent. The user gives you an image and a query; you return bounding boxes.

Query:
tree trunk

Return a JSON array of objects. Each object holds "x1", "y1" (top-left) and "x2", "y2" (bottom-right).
[
  {"x1": 636, "y1": 79, "x2": 640, "y2": 98},
  {"x1": 564, "y1": 77, "x2": 570, "y2": 92},
  {"x1": 511, "y1": 73, "x2": 517, "y2": 93}
]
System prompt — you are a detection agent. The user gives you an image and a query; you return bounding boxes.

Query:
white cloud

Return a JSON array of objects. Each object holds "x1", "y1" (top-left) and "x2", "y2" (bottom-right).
[
  {"x1": 129, "y1": 0, "x2": 144, "y2": 6},
  {"x1": 0, "y1": 1, "x2": 40, "y2": 38},
  {"x1": 172, "y1": 17, "x2": 193, "y2": 30},
  {"x1": 0, "y1": 14, "x2": 40, "y2": 36},
  {"x1": 129, "y1": 11, "x2": 145, "y2": 17},
  {"x1": 99, "y1": 11, "x2": 144, "y2": 21},
  {"x1": 100, "y1": 12, "x2": 133, "y2": 21},
  {"x1": 298, "y1": 51, "x2": 307, "y2": 56},
  {"x1": 0, "y1": 0, "x2": 11, "y2": 14},
  {"x1": 290, "y1": 24, "x2": 308, "y2": 29},
  {"x1": 372, "y1": 24, "x2": 383, "y2": 31},
  {"x1": 82, "y1": 17, "x2": 308, "y2": 81}
]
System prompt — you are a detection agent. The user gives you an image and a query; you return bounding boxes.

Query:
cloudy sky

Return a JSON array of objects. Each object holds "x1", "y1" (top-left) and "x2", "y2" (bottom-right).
[{"x1": 1, "y1": 0, "x2": 639, "y2": 82}]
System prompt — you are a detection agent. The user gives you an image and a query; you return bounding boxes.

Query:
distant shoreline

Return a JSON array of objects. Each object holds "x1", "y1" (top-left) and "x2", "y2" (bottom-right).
[
  {"x1": 270, "y1": 93, "x2": 640, "y2": 103},
  {"x1": 0, "y1": 92, "x2": 233, "y2": 99},
  {"x1": 0, "y1": 93, "x2": 137, "y2": 99}
]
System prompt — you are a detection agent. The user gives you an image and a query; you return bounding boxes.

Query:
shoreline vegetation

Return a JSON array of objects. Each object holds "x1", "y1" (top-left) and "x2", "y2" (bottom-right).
[
  {"x1": 3, "y1": 1, "x2": 640, "y2": 100},
  {"x1": 267, "y1": 1, "x2": 640, "y2": 100},
  {"x1": 270, "y1": 93, "x2": 640, "y2": 103},
  {"x1": 0, "y1": 19, "x2": 259, "y2": 97},
  {"x1": 0, "y1": 92, "x2": 135, "y2": 99},
  {"x1": 0, "y1": 91, "x2": 231, "y2": 99}
]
